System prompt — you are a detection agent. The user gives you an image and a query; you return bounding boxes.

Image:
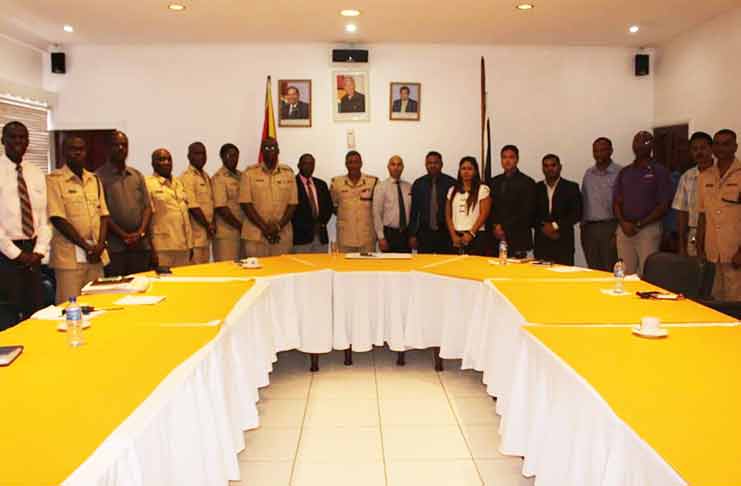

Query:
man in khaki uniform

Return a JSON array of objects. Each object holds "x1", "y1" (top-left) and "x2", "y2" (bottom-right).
[
  {"x1": 180, "y1": 141, "x2": 215, "y2": 264},
  {"x1": 47, "y1": 137, "x2": 109, "y2": 303},
  {"x1": 239, "y1": 138, "x2": 298, "y2": 256},
  {"x1": 146, "y1": 148, "x2": 193, "y2": 268},
  {"x1": 330, "y1": 150, "x2": 378, "y2": 252},
  {"x1": 212, "y1": 143, "x2": 244, "y2": 261},
  {"x1": 697, "y1": 129, "x2": 741, "y2": 300}
]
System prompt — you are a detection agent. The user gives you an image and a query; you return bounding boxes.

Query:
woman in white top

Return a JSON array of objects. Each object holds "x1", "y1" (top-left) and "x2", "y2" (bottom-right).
[{"x1": 445, "y1": 156, "x2": 492, "y2": 255}]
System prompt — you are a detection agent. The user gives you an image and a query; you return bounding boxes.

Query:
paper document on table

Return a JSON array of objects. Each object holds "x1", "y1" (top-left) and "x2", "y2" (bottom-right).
[
  {"x1": 114, "y1": 295, "x2": 166, "y2": 306},
  {"x1": 546, "y1": 266, "x2": 593, "y2": 273},
  {"x1": 31, "y1": 304, "x2": 102, "y2": 320},
  {"x1": 600, "y1": 289, "x2": 632, "y2": 296},
  {"x1": 345, "y1": 253, "x2": 412, "y2": 260},
  {"x1": 82, "y1": 276, "x2": 151, "y2": 295}
]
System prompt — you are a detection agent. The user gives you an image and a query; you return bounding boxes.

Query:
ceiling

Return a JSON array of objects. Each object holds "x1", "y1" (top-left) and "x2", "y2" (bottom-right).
[{"x1": 1, "y1": 0, "x2": 738, "y2": 49}]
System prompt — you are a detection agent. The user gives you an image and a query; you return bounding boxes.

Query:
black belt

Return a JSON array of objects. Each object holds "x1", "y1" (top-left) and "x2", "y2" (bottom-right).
[{"x1": 583, "y1": 219, "x2": 616, "y2": 225}]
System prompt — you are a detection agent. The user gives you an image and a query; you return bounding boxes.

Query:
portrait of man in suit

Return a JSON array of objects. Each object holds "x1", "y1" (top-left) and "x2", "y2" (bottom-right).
[
  {"x1": 279, "y1": 80, "x2": 312, "y2": 127},
  {"x1": 390, "y1": 82, "x2": 421, "y2": 121},
  {"x1": 333, "y1": 71, "x2": 369, "y2": 121},
  {"x1": 338, "y1": 76, "x2": 366, "y2": 113}
]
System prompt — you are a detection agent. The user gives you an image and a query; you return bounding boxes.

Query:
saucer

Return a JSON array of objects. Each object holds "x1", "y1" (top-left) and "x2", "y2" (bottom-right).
[
  {"x1": 57, "y1": 320, "x2": 92, "y2": 332},
  {"x1": 631, "y1": 325, "x2": 668, "y2": 339},
  {"x1": 240, "y1": 263, "x2": 262, "y2": 269}
]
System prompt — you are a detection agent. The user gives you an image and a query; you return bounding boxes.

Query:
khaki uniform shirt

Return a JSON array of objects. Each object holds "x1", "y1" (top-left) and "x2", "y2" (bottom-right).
[
  {"x1": 697, "y1": 158, "x2": 741, "y2": 263},
  {"x1": 47, "y1": 165, "x2": 110, "y2": 269},
  {"x1": 212, "y1": 166, "x2": 244, "y2": 240},
  {"x1": 146, "y1": 175, "x2": 193, "y2": 252},
  {"x1": 330, "y1": 173, "x2": 378, "y2": 248},
  {"x1": 239, "y1": 162, "x2": 298, "y2": 242},
  {"x1": 180, "y1": 165, "x2": 214, "y2": 248}
]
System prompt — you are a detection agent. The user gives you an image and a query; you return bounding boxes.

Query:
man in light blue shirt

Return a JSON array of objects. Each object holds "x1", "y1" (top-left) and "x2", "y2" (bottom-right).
[{"x1": 580, "y1": 137, "x2": 622, "y2": 271}]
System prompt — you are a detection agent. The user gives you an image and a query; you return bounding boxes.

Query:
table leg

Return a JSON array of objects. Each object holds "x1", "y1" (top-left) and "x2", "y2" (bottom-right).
[
  {"x1": 344, "y1": 346, "x2": 353, "y2": 366},
  {"x1": 433, "y1": 347, "x2": 443, "y2": 371},
  {"x1": 310, "y1": 353, "x2": 319, "y2": 372},
  {"x1": 396, "y1": 351, "x2": 406, "y2": 366}
]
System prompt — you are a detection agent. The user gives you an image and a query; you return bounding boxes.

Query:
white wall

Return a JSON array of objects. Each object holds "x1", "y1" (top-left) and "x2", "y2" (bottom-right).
[
  {"x1": 0, "y1": 35, "x2": 43, "y2": 88},
  {"x1": 44, "y1": 43, "x2": 653, "y2": 184},
  {"x1": 654, "y1": 7, "x2": 741, "y2": 133}
]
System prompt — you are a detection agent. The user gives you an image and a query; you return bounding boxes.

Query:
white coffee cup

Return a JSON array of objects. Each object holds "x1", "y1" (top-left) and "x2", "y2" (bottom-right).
[
  {"x1": 245, "y1": 257, "x2": 259, "y2": 267},
  {"x1": 640, "y1": 316, "x2": 661, "y2": 333}
]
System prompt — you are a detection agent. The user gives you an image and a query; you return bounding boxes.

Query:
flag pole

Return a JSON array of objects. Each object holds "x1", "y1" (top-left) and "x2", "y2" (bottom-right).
[{"x1": 480, "y1": 57, "x2": 486, "y2": 165}]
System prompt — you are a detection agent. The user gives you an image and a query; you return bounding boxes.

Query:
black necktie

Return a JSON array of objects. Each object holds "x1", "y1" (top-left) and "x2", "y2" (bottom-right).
[{"x1": 396, "y1": 181, "x2": 407, "y2": 230}]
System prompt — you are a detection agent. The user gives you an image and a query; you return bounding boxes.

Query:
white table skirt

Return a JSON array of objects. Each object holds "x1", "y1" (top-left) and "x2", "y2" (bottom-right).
[
  {"x1": 61, "y1": 270, "x2": 694, "y2": 486},
  {"x1": 497, "y1": 330, "x2": 685, "y2": 486},
  {"x1": 63, "y1": 281, "x2": 277, "y2": 486}
]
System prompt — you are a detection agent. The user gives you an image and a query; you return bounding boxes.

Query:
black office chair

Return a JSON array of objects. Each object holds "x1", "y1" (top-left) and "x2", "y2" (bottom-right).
[
  {"x1": 643, "y1": 252, "x2": 713, "y2": 299},
  {"x1": 644, "y1": 252, "x2": 741, "y2": 319}
]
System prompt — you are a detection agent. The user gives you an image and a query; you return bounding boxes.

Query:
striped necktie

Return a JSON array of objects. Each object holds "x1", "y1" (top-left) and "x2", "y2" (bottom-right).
[{"x1": 16, "y1": 164, "x2": 34, "y2": 238}]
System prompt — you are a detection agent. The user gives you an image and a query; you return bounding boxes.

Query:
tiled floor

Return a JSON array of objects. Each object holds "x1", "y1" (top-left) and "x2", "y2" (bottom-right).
[{"x1": 232, "y1": 348, "x2": 535, "y2": 486}]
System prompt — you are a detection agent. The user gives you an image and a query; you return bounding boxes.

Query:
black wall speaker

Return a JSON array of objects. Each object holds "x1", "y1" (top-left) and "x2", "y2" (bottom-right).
[
  {"x1": 332, "y1": 49, "x2": 368, "y2": 63},
  {"x1": 51, "y1": 52, "x2": 66, "y2": 74},
  {"x1": 635, "y1": 54, "x2": 650, "y2": 77}
]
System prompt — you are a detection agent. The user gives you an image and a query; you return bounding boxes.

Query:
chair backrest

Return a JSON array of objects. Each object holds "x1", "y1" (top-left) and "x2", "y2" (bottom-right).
[{"x1": 643, "y1": 252, "x2": 713, "y2": 299}]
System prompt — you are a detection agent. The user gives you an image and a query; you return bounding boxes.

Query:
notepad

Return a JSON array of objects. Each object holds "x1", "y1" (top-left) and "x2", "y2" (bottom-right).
[
  {"x1": 0, "y1": 345, "x2": 23, "y2": 366},
  {"x1": 114, "y1": 295, "x2": 166, "y2": 306}
]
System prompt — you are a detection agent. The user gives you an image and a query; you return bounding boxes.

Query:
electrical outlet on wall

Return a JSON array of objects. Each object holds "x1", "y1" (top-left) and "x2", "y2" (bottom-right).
[{"x1": 346, "y1": 129, "x2": 356, "y2": 149}]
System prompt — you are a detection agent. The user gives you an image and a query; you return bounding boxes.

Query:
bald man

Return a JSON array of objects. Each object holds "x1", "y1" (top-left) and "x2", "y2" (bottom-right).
[
  {"x1": 613, "y1": 131, "x2": 673, "y2": 276},
  {"x1": 373, "y1": 155, "x2": 412, "y2": 252}
]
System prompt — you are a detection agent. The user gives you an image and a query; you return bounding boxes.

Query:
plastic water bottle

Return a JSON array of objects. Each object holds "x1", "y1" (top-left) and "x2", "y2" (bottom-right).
[
  {"x1": 66, "y1": 297, "x2": 84, "y2": 347},
  {"x1": 613, "y1": 259, "x2": 626, "y2": 294},
  {"x1": 498, "y1": 240, "x2": 508, "y2": 265}
]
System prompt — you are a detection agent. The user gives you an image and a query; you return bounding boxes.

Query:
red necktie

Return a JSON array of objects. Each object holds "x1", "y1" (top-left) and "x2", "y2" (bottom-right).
[{"x1": 16, "y1": 164, "x2": 34, "y2": 238}]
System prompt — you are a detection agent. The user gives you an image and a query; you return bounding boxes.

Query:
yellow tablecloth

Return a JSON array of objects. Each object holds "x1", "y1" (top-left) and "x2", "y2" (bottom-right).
[
  {"x1": 421, "y1": 255, "x2": 608, "y2": 281},
  {"x1": 289, "y1": 252, "x2": 462, "y2": 273},
  {"x1": 166, "y1": 257, "x2": 319, "y2": 278},
  {"x1": 525, "y1": 325, "x2": 741, "y2": 486},
  {"x1": 0, "y1": 279, "x2": 254, "y2": 486},
  {"x1": 493, "y1": 279, "x2": 737, "y2": 325}
]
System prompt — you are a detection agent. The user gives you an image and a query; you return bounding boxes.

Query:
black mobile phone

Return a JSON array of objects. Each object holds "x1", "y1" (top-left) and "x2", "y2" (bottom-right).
[{"x1": 155, "y1": 266, "x2": 173, "y2": 275}]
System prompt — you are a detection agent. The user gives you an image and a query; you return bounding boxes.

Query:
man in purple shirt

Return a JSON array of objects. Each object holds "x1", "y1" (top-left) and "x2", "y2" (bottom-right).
[{"x1": 613, "y1": 131, "x2": 673, "y2": 276}]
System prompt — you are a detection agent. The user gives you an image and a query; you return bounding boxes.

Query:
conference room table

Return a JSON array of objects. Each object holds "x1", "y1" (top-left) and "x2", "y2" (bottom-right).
[{"x1": 0, "y1": 254, "x2": 737, "y2": 486}]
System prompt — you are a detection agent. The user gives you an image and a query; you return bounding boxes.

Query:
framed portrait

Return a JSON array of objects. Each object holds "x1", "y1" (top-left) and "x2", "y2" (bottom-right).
[
  {"x1": 333, "y1": 70, "x2": 369, "y2": 122},
  {"x1": 389, "y1": 82, "x2": 421, "y2": 121},
  {"x1": 278, "y1": 79, "x2": 312, "y2": 127}
]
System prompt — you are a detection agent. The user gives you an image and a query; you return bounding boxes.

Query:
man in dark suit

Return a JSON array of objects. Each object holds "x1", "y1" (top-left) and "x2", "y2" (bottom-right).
[
  {"x1": 338, "y1": 76, "x2": 366, "y2": 113},
  {"x1": 408, "y1": 151, "x2": 456, "y2": 253},
  {"x1": 280, "y1": 86, "x2": 310, "y2": 120},
  {"x1": 534, "y1": 154, "x2": 582, "y2": 265},
  {"x1": 490, "y1": 145, "x2": 537, "y2": 258},
  {"x1": 292, "y1": 153, "x2": 333, "y2": 253},
  {"x1": 392, "y1": 86, "x2": 418, "y2": 113}
]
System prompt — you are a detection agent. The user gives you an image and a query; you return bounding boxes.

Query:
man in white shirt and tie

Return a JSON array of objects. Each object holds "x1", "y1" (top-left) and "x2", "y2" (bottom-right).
[
  {"x1": 373, "y1": 155, "x2": 412, "y2": 252},
  {"x1": 0, "y1": 121, "x2": 52, "y2": 326}
]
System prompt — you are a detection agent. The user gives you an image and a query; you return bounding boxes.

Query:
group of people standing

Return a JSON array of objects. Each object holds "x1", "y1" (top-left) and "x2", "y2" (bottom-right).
[{"x1": 0, "y1": 120, "x2": 739, "y2": 328}]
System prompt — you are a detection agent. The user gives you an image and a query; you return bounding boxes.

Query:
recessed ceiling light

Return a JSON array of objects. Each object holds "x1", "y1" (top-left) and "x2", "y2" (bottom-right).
[
  {"x1": 63, "y1": 24, "x2": 74, "y2": 33},
  {"x1": 345, "y1": 23, "x2": 358, "y2": 33},
  {"x1": 168, "y1": 3, "x2": 186, "y2": 11},
  {"x1": 516, "y1": 3, "x2": 534, "y2": 10},
  {"x1": 340, "y1": 9, "x2": 361, "y2": 17},
  {"x1": 629, "y1": 25, "x2": 640, "y2": 33}
]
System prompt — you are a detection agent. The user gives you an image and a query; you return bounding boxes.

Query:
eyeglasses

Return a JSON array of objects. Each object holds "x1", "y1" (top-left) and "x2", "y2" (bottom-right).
[{"x1": 262, "y1": 146, "x2": 278, "y2": 152}]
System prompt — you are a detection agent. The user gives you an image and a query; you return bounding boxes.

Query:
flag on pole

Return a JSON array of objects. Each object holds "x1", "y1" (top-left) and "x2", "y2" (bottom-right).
[
  {"x1": 480, "y1": 56, "x2": 493, "y2": 185},
  {"x1": 259, "y1": 75, "x2": 277, "y2": 163}
]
